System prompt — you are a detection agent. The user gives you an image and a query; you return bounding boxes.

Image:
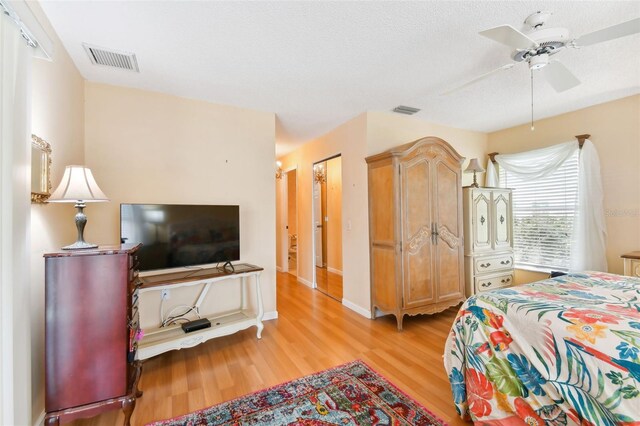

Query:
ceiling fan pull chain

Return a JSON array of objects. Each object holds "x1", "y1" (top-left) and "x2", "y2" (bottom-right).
[{"x1": 530, "y1": 69, "x2": 535, "y2": 131}]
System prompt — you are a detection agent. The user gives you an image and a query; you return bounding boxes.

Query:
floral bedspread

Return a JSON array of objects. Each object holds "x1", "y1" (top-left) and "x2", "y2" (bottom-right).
[{"x1": 444, "y1": 271, "x2": 640, "y2": 425}]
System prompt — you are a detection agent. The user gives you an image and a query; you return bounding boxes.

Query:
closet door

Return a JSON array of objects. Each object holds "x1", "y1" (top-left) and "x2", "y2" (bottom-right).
[
  {"x1": 400, "y1": 155, "x2": 435, "y2": 309},
  {"x1": 492, "y1": 189, "x2": 512, "y2": 250},
  {"x1": 433, "y1": 155, "x2": 464, "y2": 302}
]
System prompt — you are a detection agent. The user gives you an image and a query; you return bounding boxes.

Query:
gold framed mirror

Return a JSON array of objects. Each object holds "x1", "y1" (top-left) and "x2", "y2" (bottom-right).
[{"x1": 31, "y1": 134, "x2": 52, "y2": 203}]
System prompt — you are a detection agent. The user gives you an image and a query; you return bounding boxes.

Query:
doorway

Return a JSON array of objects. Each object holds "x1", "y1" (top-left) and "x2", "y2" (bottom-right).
[
  {"x1": 312, "y1": 155, "x2": 343, "y2": 301},
  {"x1": 286, "y1": 169, "x2": 298, "y2": 276}
]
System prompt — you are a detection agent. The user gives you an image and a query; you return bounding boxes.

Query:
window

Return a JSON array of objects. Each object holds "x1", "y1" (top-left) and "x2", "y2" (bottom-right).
[{"x1": 500, "y1": 150, "x2": 579, "y2": 271}]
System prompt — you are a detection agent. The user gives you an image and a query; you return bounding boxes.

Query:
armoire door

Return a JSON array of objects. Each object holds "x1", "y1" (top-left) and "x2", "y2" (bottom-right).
[
  {"x1": 400, "y1": 156, "x2": 435, "y2": 309},
  {"x1": 433, "y1": 156, "x2": 464, "y2": 302},
  {"x1": 471, "y1": 189, "x2": 492, "y2": 252},
  {"x1": 492, "y1": 190, "x2": 512, "y2": 250}
]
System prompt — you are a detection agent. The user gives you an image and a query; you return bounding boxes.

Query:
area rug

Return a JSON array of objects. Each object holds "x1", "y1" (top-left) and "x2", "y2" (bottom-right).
[{"x1": 148, "y1": 360, "x2": 447, "y2": 425}]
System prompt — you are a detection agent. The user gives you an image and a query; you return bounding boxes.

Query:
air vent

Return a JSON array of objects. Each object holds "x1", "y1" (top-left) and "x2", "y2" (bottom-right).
[
  {"x1": 392, "y1": 105, "x2": 420, "y2": 115},
  {"x1": 83, "y1": 43, "x2": 139, "y2": 72}
]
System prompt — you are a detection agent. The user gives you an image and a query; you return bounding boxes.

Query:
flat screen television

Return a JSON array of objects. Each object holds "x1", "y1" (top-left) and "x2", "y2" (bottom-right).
[{"x1": 120, "y1": 204, "x2": 240, "y2": 272}]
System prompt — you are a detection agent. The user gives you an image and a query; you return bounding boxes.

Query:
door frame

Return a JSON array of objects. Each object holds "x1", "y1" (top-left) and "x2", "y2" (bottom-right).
[
  {"x1": 311, "y1": 154, "x2": 341, "y2": 291},
  {"x1": 286, "y1": 167, "x2": 298, "y2": 276},
  {"x1": 279, "y1": 165, "x2": 297, "y2": 274}
]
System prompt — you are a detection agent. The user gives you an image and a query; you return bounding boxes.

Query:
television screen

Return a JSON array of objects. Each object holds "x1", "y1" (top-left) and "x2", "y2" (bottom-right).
[{"x1": 120, "y1": 204, "x2": 240, "y2": 272}]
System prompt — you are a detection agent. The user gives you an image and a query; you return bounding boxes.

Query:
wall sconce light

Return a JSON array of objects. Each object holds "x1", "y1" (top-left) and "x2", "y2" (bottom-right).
[
  {"x1": 276, "y1": 161, "x2": 283, "y2": 179},
  {"x1": 464, "y1": 158, "x2": 485, "y2": 188},
  {"x1": 313, "y1": 163, "x2": 326, "y2": 184}
]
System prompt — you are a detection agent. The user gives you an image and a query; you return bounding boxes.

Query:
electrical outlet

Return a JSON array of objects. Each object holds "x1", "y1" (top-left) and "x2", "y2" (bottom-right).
[{"x1": 161, "y1": 289, "x2": 170, "y2": 300}]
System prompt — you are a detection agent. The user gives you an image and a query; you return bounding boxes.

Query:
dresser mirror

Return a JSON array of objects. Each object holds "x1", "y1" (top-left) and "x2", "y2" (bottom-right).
[{"x1": 31, "y1": 134, "x2": 52, "y2": 203}]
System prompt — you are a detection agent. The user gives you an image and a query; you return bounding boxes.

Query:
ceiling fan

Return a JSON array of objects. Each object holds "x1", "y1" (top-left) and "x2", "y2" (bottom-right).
[{"x1": 442, "y1": 12, "x2": 640, "y2": 95}]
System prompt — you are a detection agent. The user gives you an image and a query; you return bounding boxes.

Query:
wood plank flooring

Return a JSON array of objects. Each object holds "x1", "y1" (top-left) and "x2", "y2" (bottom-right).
[
  {"x1": 315, "y1": 266, "x2": 343, "y2": 301},
  {"x1": 69, "y1": 272, "x2": 468, "y2": 426}
]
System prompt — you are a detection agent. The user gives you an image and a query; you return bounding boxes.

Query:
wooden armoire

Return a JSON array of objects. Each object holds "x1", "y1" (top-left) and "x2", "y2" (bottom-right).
[{"x1": 366, "y1": 137, "x2": 465, "y2": 330}]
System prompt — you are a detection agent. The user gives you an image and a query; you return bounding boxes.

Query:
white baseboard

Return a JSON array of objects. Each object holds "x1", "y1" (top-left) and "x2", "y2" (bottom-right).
[
  {"x1": 263, "y1": 310, "x2": 278, "y2": 321},
  {"x1": 34, "y1": 410, "x2": 45, "y2": 426},
  {"x1": 342, "y1": 299, "x2": 372, "y2": 319},
  {"x1": 327, "y1": 267, "x2": 343, "y2": 276},
  {"x1": 297, "y1": 276, "x2": 314, "y2": 288}
]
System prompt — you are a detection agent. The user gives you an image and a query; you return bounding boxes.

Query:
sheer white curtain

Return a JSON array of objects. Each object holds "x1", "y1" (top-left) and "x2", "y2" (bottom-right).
[
  {"x1": 485, "y1": 160, "x2": 499, "y2": 187},
  {"x1": 572, "y1": 142, "x2": 607, "y2": 271},
  {"x1": 494, "y1": 140, "x2": 607, "y2": 272},
  {"x1": 0, "y1": 11, "x2": 32, "y2": 426},
  {"x1": 496, "y1": 141, "x2": 577, "y2": 180}
]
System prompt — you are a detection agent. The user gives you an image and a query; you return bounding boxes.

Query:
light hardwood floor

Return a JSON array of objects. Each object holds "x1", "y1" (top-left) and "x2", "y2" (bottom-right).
[
  {"x1": 69, "y1": 272, "x2": 468, "y2": 426},
  {"x1": 315, "y1": 266, "x2": 343, "y2": 301}
]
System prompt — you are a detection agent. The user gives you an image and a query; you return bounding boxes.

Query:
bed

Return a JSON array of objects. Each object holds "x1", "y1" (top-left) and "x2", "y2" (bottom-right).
[{"x1": 444, "y1": 271, "x2": 640, "y2": 425}]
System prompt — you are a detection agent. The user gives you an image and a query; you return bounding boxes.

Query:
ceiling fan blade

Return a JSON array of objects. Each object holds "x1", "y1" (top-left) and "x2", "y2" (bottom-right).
[
  {"x1": 541, "y1": 61, "x2": 581, "y2": 92},
  {"x1": 441, "y1": 63, "x2": 516, "y2": 95},
  {"x1": 574, "y1": 17, "x2": 640, "y2": 47},
  {"x1": 479, "y1": 25, "x2": 539, "y2": 50}
]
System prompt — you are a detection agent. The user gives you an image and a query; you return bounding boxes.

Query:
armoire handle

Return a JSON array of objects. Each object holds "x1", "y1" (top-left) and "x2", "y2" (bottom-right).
[
  {"x1": 431, "y1": 223, "x2": 439, "y2": 245},
  {"x1": 480, "y1": 262, "x2": 491, "y2": 268}
]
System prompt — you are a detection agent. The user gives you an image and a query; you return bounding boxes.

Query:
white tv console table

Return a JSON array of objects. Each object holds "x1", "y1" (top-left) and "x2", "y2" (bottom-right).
[{"x1": 135, "y1": 263, "x2": 264, "y2": 360}]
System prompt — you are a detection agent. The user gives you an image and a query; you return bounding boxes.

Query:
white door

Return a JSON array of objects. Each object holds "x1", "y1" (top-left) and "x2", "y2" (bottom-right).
[{"x1": 313, "y1": 179, "x2": 323, "y2": 267}]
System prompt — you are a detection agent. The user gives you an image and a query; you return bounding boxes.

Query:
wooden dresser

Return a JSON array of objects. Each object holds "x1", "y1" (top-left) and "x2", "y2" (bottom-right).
[
  {"x1": 621, "y1": 251, "x2": 640, "y2": 277},
  {"x1": 44, "y1": 244, "x2": 143, "y2": 425},
  {"x1": 463, "y1": 187, "x2": 515, "y2": 295},
  {"x1": 366, "y1": 136, "x2": 466, "y2": 330}
]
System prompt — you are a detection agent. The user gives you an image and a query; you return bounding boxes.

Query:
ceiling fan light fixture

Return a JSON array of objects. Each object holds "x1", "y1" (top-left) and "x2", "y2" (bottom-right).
[
  {"x1": 529, "y1": 53, "x2": 549, "y2": 70},
  {"x1": 524, "y1": 11, "x2": 552, "y2": 29},
  {"x1": 447, "y1": 11, "x2": 639, "y2": 99}
]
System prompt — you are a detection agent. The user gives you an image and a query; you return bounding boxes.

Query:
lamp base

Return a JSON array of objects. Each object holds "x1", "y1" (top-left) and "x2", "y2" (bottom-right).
[
  {"x1": 61, "y1": 202, "x2": 98, "y2": 250},
  {"x1": 471, "y1": 171, "x2": 480, "y2": 188},
  {"x1": 62, "y1": 241, "x2": 98, "y2": 250}
]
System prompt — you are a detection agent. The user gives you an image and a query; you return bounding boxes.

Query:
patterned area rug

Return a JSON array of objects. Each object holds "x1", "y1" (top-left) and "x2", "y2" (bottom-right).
[{"x1": 148, "y1": 360, "x2": 447, "y2": 425}]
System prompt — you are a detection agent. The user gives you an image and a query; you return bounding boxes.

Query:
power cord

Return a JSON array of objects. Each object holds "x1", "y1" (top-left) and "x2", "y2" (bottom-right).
[{"x1": 161, "y1": 304, "x2": 201, "y2": 327}]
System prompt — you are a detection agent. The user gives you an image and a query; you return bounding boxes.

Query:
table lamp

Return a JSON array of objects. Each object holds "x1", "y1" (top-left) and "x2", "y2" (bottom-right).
[
  {"x1": 48, "y1": 165, "x2": 109, "y2": 249},
  {"x1": 464, "y1": 158, "x2": 485, "y2": 188}
]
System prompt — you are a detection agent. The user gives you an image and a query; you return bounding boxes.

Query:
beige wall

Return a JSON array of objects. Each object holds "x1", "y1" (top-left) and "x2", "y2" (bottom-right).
[
  {"x1": 278, "y1": 113, "x2": 369, "y2": 312},
  {"x1": 488, "y1": 94, "x2": 640, "y2": 282},
  {"x1": 83, "y1": 82, "x2": 277, "y2": 327},
  {"x1": 326, "y1": 156, "x2": 343, "y2": 273},
  {"x1": 287, "y1": 170, "x2": 297, "y2": 236},
  {"x1": 366, "y1": 111, "x2": 489, "y2": 186},
  {"x1": 28, "y1": 1, "x2": 86, "y2": 421},
  {"x1": 278, "y1": 111, "x2": 487, "y2": 316},
  {"x1": 325, "y1": 156, "x2": 343, "y2": 273}
]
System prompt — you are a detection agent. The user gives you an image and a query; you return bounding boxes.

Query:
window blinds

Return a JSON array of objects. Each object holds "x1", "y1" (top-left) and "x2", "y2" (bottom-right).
[{"x1": 500, "y1": 150, "x2": 579, "y2": 271}]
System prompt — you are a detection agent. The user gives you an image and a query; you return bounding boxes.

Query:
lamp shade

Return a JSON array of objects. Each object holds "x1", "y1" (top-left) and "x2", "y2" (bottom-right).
[
  {"x1": 48, "y1": 165, "x2": 109, "y2": 202},
  {"x1": 464, "y1": 158, "x2": 485, "y2": 174}
]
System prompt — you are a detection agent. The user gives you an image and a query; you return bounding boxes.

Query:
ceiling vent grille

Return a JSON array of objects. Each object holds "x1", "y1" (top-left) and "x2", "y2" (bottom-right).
[
  {"x1": 392, "y1": 105, "x2": 420, "y2": 115},
  {"x1": 83, "y1": 43, "x2": 139, "y2": 72}
]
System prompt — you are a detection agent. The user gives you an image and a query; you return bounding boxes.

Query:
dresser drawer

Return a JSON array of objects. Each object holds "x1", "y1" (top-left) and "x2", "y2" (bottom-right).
[
  {"x1": 474, "y1": 253, "x2": 513, "y2": 274},
  {"x1": 475, "y1": 272, "x2": 514, "y2": 293}
]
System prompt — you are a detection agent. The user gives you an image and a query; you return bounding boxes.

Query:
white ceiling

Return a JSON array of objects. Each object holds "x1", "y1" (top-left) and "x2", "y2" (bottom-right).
[{"x1": 39, "y1": 1, "x2": 640, "y2": 156}]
